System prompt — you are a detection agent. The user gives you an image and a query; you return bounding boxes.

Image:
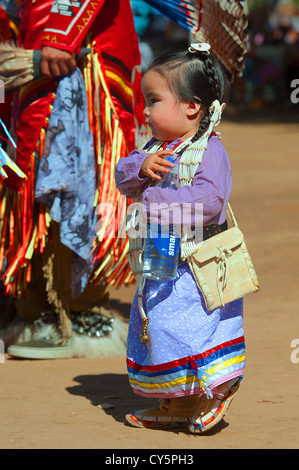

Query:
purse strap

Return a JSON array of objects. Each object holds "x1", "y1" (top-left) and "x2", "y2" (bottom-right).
[{"x1": 226, "y1": 203, "x2": 239, "y2": 228}]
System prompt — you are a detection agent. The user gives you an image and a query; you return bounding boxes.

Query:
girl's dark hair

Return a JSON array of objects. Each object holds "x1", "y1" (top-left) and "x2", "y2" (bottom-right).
[{"x1": 146, "y1": 49, "x2": 230, "y2": 142}]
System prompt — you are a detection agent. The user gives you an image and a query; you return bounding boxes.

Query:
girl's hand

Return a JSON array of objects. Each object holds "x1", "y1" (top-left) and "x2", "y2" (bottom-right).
[{"x1": 140, "y1": 149, "x2": 175, "y2": 180}]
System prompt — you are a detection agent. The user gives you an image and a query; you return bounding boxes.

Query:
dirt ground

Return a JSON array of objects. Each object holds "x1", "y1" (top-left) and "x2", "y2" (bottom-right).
[{"x1": 1, "y1": 106, "x2": 299, "y2": 450}]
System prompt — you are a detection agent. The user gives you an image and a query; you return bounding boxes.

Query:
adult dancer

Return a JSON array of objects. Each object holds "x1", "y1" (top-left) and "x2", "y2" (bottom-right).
[{"x1": 1, "y1": 0, "x2": 145, "y2": 357}]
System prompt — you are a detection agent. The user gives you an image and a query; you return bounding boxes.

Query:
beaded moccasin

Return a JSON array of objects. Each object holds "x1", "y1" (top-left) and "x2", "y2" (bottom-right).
[
  {"x1": 188, "y1": 376, "x2": 242, "y2": 434},
  {"x1": 125, "y1": 395, "x2": 200, "y2": 430}
]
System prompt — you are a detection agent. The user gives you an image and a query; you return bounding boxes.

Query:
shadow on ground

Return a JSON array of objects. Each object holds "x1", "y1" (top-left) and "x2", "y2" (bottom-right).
[{"x1": 66, "y1": 373, "x2": 230, "y2": 435}]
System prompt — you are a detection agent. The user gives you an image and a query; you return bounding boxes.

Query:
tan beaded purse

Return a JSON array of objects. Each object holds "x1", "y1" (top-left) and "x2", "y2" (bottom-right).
[{"x1": 185, "y1": 203, "x2": 260, "y2": 310}]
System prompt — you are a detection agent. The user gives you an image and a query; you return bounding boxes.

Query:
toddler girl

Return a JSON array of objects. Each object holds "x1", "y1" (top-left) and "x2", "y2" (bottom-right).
[{"x1": 115, "y1": 43, "x2": 245, "y2": 434}]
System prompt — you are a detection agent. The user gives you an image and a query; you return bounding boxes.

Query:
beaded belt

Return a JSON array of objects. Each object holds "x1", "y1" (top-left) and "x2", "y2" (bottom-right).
[{"x1": 203, "y1": 220, "x2": 228, "y2": 240}]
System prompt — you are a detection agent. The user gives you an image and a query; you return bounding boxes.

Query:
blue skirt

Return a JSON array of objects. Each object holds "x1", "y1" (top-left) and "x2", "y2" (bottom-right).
[{"x1": 127, "y1": 263, "x2": 245, "y2": 398}]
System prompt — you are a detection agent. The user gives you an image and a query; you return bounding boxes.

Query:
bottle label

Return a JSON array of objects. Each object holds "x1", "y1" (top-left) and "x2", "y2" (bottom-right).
[{"x1": 151, "y1": 225, "x2": 180, "y2": 258}]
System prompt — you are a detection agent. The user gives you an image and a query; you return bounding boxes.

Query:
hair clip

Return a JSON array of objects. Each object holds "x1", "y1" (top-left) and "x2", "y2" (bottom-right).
[{"x1": 188, "y1": 43, "x2": 211, "y2": 54}]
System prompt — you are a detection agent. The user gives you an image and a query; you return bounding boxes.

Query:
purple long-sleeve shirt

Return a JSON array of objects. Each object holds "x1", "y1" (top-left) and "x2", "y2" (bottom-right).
[{"x1": 115, "y1": 136, "x2": 232, "y2": 231}]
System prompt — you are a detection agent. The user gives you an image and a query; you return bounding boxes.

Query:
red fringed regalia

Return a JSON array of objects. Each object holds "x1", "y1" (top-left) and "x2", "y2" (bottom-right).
[{"x1": 0, "y1": 0, "x2": 145, "y2": 342}]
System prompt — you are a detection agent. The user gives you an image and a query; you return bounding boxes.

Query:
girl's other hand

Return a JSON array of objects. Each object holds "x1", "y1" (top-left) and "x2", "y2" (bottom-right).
[{"x1": 140, "y1": 149, "x2": 175, "y2": 180}]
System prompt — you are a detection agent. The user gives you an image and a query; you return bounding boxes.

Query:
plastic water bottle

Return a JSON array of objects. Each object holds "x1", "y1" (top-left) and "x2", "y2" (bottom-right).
[{"x1": 143, "y1": 155, "x2": 180, "y2": 281}]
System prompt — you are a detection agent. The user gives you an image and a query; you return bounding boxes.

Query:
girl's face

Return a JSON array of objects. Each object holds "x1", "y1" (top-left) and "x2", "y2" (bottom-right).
[{"x1": 141, "y1": 70, "x2": 200, "y2": 142}]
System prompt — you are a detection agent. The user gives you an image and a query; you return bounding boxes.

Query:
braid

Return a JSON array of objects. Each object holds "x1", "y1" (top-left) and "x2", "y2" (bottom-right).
[
  {"x1": 176, "y1": 111, "x2": 210, "y2": 156},
  {"x1": 190, "y1": 52, "x2": 225, "y2": 141},
  {"x1": 194, "y1": 113, "x2": 210, "y2": 140},
  {"x1": 203, "y1": 54, "x2": 222, "y2": 102}
]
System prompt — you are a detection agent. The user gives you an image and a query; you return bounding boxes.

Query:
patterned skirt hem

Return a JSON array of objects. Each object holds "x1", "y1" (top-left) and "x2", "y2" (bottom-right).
[
  {"x1": 129, "y1": 368, "x2": 245, "y2": 399},
  {"x1": 127, "y1": 336, "x2": 246, "y2": 398}
]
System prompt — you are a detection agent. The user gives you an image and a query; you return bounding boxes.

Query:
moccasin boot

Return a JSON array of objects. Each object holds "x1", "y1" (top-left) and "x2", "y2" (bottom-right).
[
  {"x1": 188, "y1": 376, "x2": 242, "y2": 434},
  {"x1": 125, "y1": 394, "x2": 200, "y2": 429}
]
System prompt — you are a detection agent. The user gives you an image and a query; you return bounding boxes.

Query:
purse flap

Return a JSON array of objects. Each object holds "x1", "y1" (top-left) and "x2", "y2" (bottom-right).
[{"x1": 192, "y1": 227, "x2": 244, "y2": 263}]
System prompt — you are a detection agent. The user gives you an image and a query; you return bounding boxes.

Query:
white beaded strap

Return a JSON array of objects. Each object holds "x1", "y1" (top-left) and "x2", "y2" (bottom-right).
[{"x1": 179, "y1": 99, "x2": 223, "y2": 185}]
